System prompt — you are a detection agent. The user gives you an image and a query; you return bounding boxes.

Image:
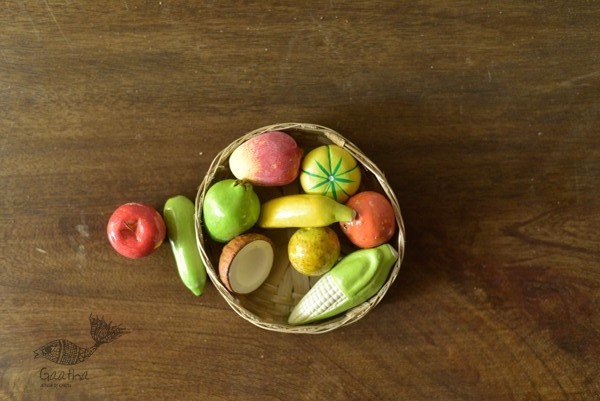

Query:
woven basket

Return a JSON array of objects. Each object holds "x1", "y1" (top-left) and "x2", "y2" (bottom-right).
[{"x1": 194, "y1": 123, "x2": 405, "y2": 334}]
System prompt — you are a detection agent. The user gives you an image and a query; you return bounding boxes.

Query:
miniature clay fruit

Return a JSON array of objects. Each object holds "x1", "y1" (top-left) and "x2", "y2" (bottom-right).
[
  {"x1": 229, "y1": 131, "x2": 302, "y2": 186},
  {"x1": 288, "y1": 227, "x2": 340, "y2": 276},
  {"x1": 107, "y1": 203, "x2": 166, "y2": 259},
  {"x1": 257, "y1": 194, "x2": 355, "y2": 228},
  {"x1": 288, "y1": 243, "x2": 398, "y2": 325},
  {"x1": 219, "y1": 233, "x2": 275, "y2": 294},
  {"x1": 340, "y1": 191, "x2": 396, "y2": 248},
  {"x1": 163, "y1": 195, "x2": 207, "y2": 296},
  {"x1": 299, "y1": 144, "x2": 361, "y2": 203},
  {"x1": 202, "y1": 179, "x2": 260, "y2": 243}
]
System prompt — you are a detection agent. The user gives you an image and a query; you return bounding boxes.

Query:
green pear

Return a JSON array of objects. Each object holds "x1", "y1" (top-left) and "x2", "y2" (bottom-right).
[{"x1": 202, "y1": 179, "x2": 260, "y2": 243}]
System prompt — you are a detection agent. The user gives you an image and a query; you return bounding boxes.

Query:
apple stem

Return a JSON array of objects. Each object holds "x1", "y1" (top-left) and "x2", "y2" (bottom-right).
[{"x1": 124, "y1": 221, "x2": 137, "y2": 232}]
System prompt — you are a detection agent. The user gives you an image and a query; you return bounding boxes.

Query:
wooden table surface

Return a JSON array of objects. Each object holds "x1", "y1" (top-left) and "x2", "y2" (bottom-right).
[{"x1": 2, "y1": 1, "x2": 599, "y2": 400}]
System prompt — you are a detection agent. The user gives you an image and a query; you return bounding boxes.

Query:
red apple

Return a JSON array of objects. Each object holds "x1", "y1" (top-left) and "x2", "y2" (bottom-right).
[{"x1": 107, "y1": 203, "x2": 166, "y2": 259}]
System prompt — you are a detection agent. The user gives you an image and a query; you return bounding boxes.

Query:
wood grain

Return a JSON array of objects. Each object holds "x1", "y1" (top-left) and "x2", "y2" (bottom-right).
[{"x1": 1, "y1": 1, "x2": 599, "y2": 400}]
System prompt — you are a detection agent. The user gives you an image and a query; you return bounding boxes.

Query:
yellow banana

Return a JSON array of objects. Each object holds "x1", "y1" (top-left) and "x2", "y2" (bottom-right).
[{"x1": 257, "y1": 194, "x2": 355, "y2": 228}]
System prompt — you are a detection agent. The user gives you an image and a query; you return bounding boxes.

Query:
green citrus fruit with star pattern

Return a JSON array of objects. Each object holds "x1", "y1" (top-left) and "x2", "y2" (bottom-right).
[{"x1": 299, "y1": 145, "x2": 361, "y2": 203}]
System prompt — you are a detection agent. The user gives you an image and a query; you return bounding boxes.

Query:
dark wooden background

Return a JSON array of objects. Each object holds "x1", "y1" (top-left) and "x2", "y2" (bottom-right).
[{"x1": 1, "y1": 1, "x2": 599, "y2": 400}]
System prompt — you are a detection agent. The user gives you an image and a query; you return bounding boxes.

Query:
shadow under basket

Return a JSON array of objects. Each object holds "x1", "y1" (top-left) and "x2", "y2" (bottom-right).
[{"x1": 194, "y1": 123, "x2": 406, "y2": 334}]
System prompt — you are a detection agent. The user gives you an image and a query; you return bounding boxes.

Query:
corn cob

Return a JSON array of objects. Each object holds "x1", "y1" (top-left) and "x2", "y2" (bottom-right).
[{"x1": 288, "y1": 244, "x2": 398, "y2": 325}]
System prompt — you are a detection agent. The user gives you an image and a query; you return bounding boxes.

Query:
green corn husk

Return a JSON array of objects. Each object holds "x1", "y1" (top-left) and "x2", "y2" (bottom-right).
[{"x1": 288, "y1": 244, "x2": 398, "y2": 325}]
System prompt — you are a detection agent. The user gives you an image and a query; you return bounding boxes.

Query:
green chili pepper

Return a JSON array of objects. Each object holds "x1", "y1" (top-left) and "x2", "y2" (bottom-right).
[
  {"x1": 288, "y1": 244, "x2": 398, "y2": 325},
  {"x1": 163, "y1": 195, "x2": 207, "y2": 296}
]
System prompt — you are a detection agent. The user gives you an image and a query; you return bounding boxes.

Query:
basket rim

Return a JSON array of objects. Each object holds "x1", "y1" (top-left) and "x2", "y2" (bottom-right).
[{"x1": 194, "y1": 122, "x2": 406, "y2": 334}]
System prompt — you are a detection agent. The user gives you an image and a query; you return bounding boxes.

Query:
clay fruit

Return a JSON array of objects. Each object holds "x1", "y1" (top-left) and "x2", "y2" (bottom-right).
[
  {"x1": 340, "y1": 191, "x2": 396, "y2": 248},
  {"x1": 163, "y1": 195, "x2": 207, "y2": 296},
  {"x1": 219, "y1": 233, "x2": 274, "y2": 294},
  {"x1": 229, "y1": 131, "x2": 302, "y2": 186},
  {"x1": 288, "y1": 227, "x2": 340, "y2": 276},
  {"x1": 300, "y1": 144, "x2": 361, "y2": 203},
  {"x1": 288, "y1": 244, "x2": 399, "y2": 325},
  {"x1": 257, "y1": 194, "x2": 355, "y2": 228},
  {"x1": 202, "y1": 179, "x2": 260, "y2": 243},
  {"x1": 107, "y1": 203, "x2": 166, "y2": 259}
]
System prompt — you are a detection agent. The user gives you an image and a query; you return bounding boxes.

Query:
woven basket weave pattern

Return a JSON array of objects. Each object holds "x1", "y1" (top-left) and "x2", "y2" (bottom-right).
[{"x1": 195, "y1": 123, "x2": 405, "y2": 334}]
